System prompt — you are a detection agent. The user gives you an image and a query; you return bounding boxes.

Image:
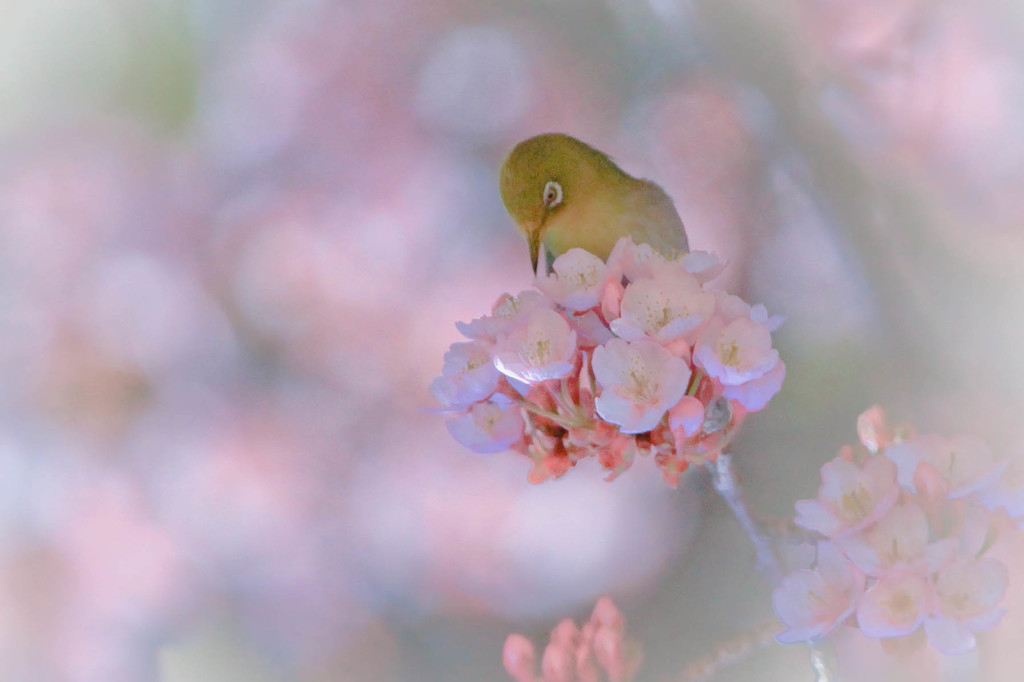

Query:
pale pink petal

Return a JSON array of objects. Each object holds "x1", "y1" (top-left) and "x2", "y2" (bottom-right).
[
  {"x1": 794, "y1": 499, "x2": 843, "y2": 537},
  {"x1": 430, "y1": 340, "x2": 500, "y2": 409},
  {"x1": 923, "y1": 538, "x2": 958, "y2": 573},
  {"x1": 884, "y1": 437, "x2": 935, "y2": 491},
  {"x1": 934, "y1": 557, "x2": 1008, "y2": 622},
  {"x1": 774, "y1": 542, "x2": 862, "y2": 644},
  {"x1": 572, "y1": 310, "x2": 614, "y2": 347},
  {"x1": 956, "y1": 503, "x2": 992, "y2": 558},
  {"x1": 693, "y1": 317, "x2": 779, "y2": 386},
  {"x1": 592, "y1": 338, "x2": 691, "y2": 434},
  {"x1": 806, "y1": 454, "x2": 899, "y2": 537},
  {"x1": 748, "y1": 303, "x2": 785, "y2": 332},
  {"x1": 721, "y1": 360, "x2": 786, "y2": 411},
  {"x1": 445, "y1": 395, "x2": 524, "y2": 454},
  {"x1": 886, "y1": 434, "x2": 1006, "y2": 499},
  {"x1": 773, "y1": 568, "x2": 855, "y2": 643},
  {"x1": 494, "y1": 307, "x2": 577, "y2": 383},
  {"x1": 457, "y1": 291, "x2": 553, "y2": 342},
  {"x1": 835, "y1": 503, "x2": 929, "y2": 576},
  {"x1": 610, "y1": 268, "x2": 712, "y2": 345},
  {"x1": 856, "y1": 575, "x2": 930, "y2": 638},
  {"x1": 912, "y1": 462, "x2": 950, "y2": 502},
  {"x1": 815, "y1": 541, "x2": 862, "y2": 592},
  {"x1": 679, "y1": 250, "x2": 724, "y2": 283},
  {"x1": 923, "y1": 617, "x2": 976, "y2": 655},
  {"x1": 536, "y1": 248, "x2": 609, "y2": 312}
]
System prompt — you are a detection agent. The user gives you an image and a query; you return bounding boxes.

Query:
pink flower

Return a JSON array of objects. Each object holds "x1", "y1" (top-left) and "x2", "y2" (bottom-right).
[
  {"x1": 836, "y1": 502, "x2": 955, "y2": 577},
  {"x1": 693, "y1": 316, "x2": 779, "y2": 386},
  {"x1": 679, "y1": 250, "x2": 725, "y2": 284},
  {"x1": 535, "y1": 248, "x2": 609, "y2": 312},
  {"x1": 856, "y1": 574, "x2": 931, "y2": 638},
  {"x1": 773, "y1": 542, "x2": 865, "y2": 643},
  {"x1": 592, "y1": 338, "x2": 691, "y2": 434},
  {"x1": 429, "y1": 340, "x2": 500, "y2": 409},
  {"x1": 494, "y1": 307, "x2": 577, "y2": 383},
  {"x1": 605, "y1": 237, "x2": 671, "y2": 282},
  {"x1": 446, "y1": 394, "x2": 524, "y2": 453},
  {"x1": 609, "y1": 267, "x2": 713, "y2": 346},
  {"x1": 885, "y1": 434, "x2": 1008, "y2": 499},
  {"x1": 794, "y1": 454, "x2": 900, "y2": 538},
  {"x1": 924, "y1": 557, "x2": 1008, "y2": 654}
]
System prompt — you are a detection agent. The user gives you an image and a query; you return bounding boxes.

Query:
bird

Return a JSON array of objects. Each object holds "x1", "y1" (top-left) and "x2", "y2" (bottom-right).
[{"x1": 499, "y1": 133, "x2": 689, "y2": 273}]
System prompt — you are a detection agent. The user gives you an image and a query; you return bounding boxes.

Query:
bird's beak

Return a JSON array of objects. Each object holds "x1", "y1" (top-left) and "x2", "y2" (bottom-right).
[
  {"x1": 528, "y1": 229, "x2": 541, "y2": 275},
  {"x1": 526, "y1": 221, "x2": 544, "y2": 276}
]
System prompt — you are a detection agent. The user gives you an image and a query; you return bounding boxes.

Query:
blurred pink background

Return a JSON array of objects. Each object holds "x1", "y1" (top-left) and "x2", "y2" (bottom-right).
[{"x1": 2, "y1": 1, "x2": 1024, "y2": 680}]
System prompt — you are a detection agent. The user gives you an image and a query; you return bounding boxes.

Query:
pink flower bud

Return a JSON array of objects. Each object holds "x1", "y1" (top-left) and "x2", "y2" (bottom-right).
[{"x1": 503, "y1": 634, "x2": 537, "y2": 682}]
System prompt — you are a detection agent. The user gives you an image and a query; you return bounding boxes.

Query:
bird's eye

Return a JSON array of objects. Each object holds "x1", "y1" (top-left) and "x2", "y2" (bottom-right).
[{"x1": 542, "y1": 181, "x2": 562, "y2": 208}]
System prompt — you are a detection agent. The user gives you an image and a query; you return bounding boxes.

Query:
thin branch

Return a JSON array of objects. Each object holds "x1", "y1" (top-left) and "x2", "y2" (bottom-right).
[
  {"x1": 706, "y1": 453, "x2": 783, "y2": 584},
  {"x1": 705, "y1": 453, "x2": 837, "y2": 682},
  {"x1": 668, "y1": 620, "x2": 780, "y2": 682}
]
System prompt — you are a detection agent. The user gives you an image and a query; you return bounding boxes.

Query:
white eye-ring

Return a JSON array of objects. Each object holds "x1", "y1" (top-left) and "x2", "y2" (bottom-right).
[{"x1": 542, "y1": 181, "x2": 563, "y2": 208}]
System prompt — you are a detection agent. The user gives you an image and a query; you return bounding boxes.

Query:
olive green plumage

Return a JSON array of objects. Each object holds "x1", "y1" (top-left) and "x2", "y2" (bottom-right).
[{"x1": 499, "y1": 133, "x2": 689, "y2": 271}]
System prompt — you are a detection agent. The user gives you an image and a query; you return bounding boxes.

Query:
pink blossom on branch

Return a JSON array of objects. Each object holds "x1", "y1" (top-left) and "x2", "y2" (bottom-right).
[
  {"x1": 774, "y1": 406, "x2": 1012, "y2": 656},
  {"x1": 494, "y1": 307, "x2": 578, "y2": 383},
  {"x1": 925, "y1": 557, "x2": 1008, "y2": 654},
  {"x1": 773, "y1": 541, "x2": 865, "y2": 643},
  {"x1": 445, "y1": 394, "x2": 525, "y2": 454},
  {"x1": 793, "y1": 454, "x2": 900, "y2": 538},
  {"x1": 433, "y1": 237, "x2": 786, "y2": 485},
  {"x1": 591, "y1": 338, "x2": 690, "y2": 434},
  {"x1": 535, "y1": 248, "x2": 609, "y2": 312}
]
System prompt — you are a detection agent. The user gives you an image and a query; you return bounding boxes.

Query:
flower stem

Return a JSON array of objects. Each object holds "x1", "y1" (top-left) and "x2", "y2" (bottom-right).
[
  {"x1": 705, "y1": 453, "x2": 782, "y2": 583},
  {"x1": 686, "y1": 368, "x2": 706, "y2": 397},
  {"x1": 514, "y1": 396, "x2": 582, "y2": 429},
  {"x1": 705, "y1": 453, "x2": 837, "y2": 682},
  {"x1": 669, "y1": 619, "x2": 780, "y2": 682}
]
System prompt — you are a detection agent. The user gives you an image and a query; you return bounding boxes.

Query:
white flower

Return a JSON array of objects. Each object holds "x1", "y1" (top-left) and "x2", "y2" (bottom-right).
[
  {"x1": 773, "y1": 542, "x2": 865, "y2": 643},
  {"x1": 535, "y1": 248, "x2": 609, "y2": 312},
  {"x1": 856, "y1": 574, "x2": 931, "y2": 638},
  {"x1": 836, "y1": 502, "x2": 955, "y2": 577},
  {"x1": 592, "y1": 338, "x2": 691, "y2": 434},
  {"x1": 446, "y1": 394, "x2": 524, "y2": 454},
  {"x1": 924, "y1": 557, "x2": 1008, "y2": 654},
  {"x1": 693, "y1": 316, "x2": 779, "y2": 386},
  {"x1": 429, "y1": 340, "x2": 500, "y2": 409},
  {"x1": 794, "y1": 454, "x2": 900, "y2": 538},
  {"x1": 609, "y1": 267, "x2": 713, "y2": 346},
  {"x1": 886, "y1": 434, "x2": 1008, "y2": 499},
  {"x1": 493, "y1": 307, "x2": 577, "y2": 384}
]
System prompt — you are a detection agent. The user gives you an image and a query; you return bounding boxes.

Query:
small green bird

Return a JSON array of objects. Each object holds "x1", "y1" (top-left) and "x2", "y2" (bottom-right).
[{"x1": 499, "y1": 133, "x2": 689, "y2": 272}]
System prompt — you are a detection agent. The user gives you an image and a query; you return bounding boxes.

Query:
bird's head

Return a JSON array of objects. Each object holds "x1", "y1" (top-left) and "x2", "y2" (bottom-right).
[{"x1": 499, "y1": 133, "x2": 621, "y2": 272}]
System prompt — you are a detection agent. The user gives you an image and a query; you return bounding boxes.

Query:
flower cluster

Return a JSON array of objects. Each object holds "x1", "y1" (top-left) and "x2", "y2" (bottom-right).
[
  {"x1": 502, "y1": 597, "x2": 641, "y2": 682},
  {"x1": 773, "y1": 406, "x2": 1012, "y2": 654},
  {"x1": 431, "y1": 238, "x2": 785, "y2": 485}
]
